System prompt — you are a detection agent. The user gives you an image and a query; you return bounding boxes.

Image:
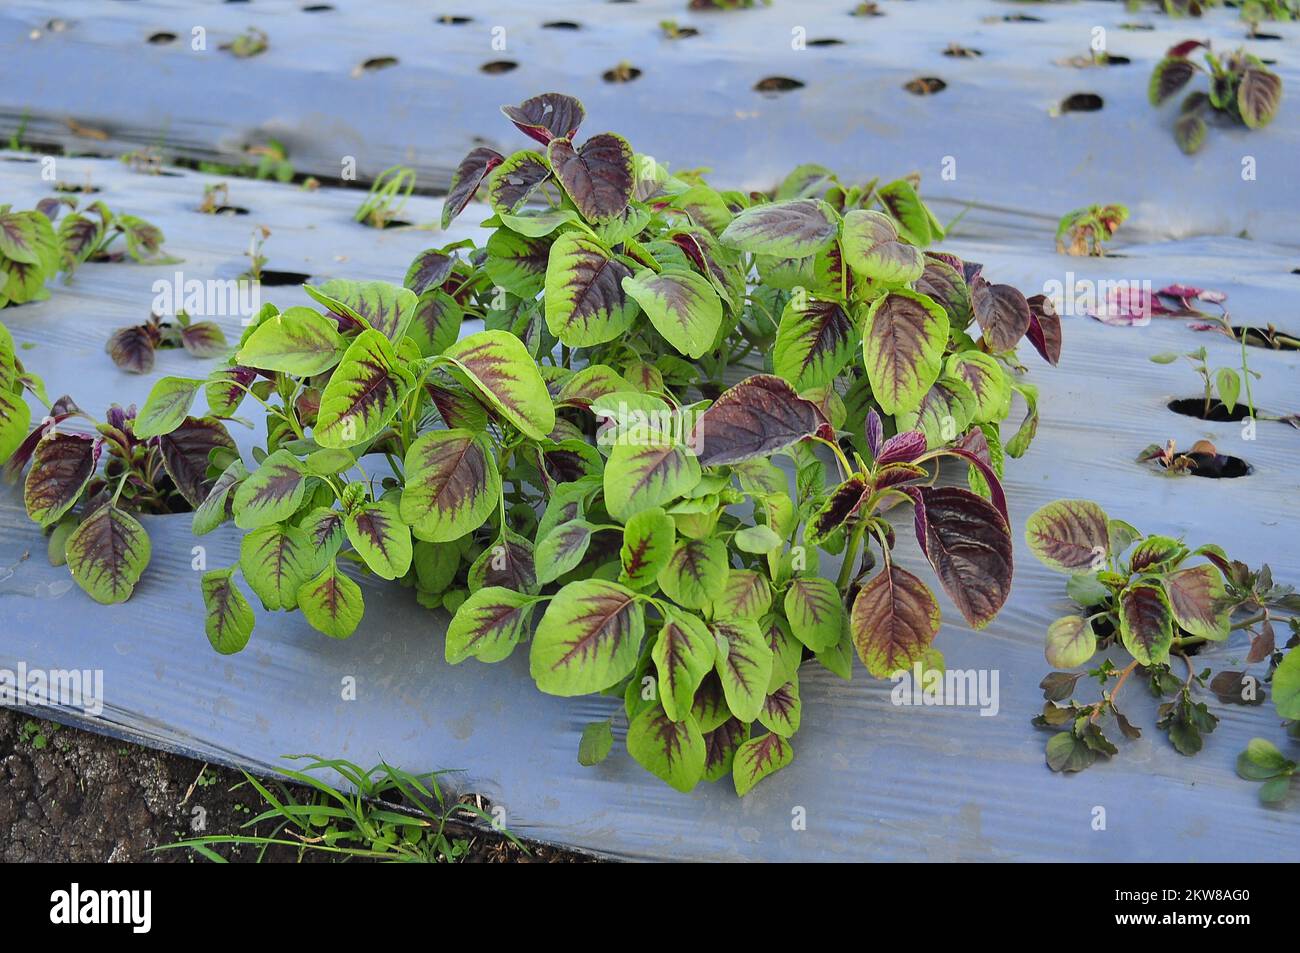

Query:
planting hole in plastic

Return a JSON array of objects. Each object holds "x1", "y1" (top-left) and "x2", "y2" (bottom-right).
[
  {"x1": 542, "y1": 21, "x2": 582, "y2": 30},
  {"x1": 944, "y1": 44, "x2": 982, "y2": 57},
  {"x1": 1004, "y1": 14, "x2": 1043, "y2": 22},
  {"x1": 754, "y1": 76, "x2": 804, "y2": 94},
  {"x1": 1235, "y1": 326, "x2": 1300, "y2": 351},
  {"x1": 255, "y1": 270, "x2": 312, "y2": 287},
  {"x1": 436, "y1": 15, "x2": 472, "y2": 25},
  {"x1": 481, "y1": 61, "x2": 518, "y2": 74},
  {"x1": 147, "y1": 32, "x2": 177, "y2": 45},
  {"x1": 357, "y1": 57, "x2": 399, "y2": 74},
  {"x1": 808, "y1": 38, "x2": 845, "y2": 47},
  {"x1": 302, "y1": 4, "x2": 335, "y2": 11},
  {"x1": 603, "y1": 65, "x2": 643, "y2": 83},
  {"x1": 1167, "y1": 398, "x2": 1252, "y2": 423},
  {"x1": 1061, "y1": 93, "x2": 1103, "y2": 112},
  {"x1": 1183, "y1": 452, "x2": 1253, "y2": 479},
  {"x1": 905, "y1": 76, "x2": 947, "y2": 95}
]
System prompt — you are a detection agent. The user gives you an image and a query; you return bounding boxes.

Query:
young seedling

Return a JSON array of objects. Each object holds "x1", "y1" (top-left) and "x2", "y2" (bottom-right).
[
  {"x1": 247, "y1": 139, "x2": 294, "y2": 183},
  {"x1": 1055, "y1": 204, "x2": 1128, "y2": 256},
  {"x1": 1150, "y1": 39, "x2": 1283, "y2": 154},
  {"x1": 1025, "y1": 498, "x2": 1295, "y2": 770},
  {"x1": 0, "y1": 328, "x2": 237, "y2": 605},
  {"x1": 1149, "y1": 345, "x2": 1253, "y2": 419},
  {"x1": 222, "y1": 27, "x2": 269, "y2": 59},
  {"x1": 106, "y1": 311, "x2": 228, "y2": 374},
  {"x1": 242, "y1": 226, "x2": 271, "y2": 282},
  {"x1": 354, "y1": 166, "x2": 417, "y2": 229}
]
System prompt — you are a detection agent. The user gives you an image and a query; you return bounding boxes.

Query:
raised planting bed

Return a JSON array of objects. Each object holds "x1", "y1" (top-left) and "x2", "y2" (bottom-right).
[
  {"x1": 3, "y1": 0, "x2": 1299, "y2": 242},
  {"x1": 1, "y1": 99, "x2": 1298, "y2": 861}
]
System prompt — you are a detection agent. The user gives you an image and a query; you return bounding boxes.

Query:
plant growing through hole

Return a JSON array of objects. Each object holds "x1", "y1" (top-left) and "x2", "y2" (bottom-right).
[
  {"x1": 1, "y1": 323, "x2": 237, "y2": 604},
  {"x1": 242, "y1": 226, "x2": 271, "y2": 282},
  {"x1": 248, "y1": 139, "x2": 294, "y2": 183},
  {"x1": 0, "y1": 205, "x2": 61, "y2": 308},
  {"x1": 1238, "y1": 631, "x2": 1300, "y2": 804},
  {"x1": 198, "y1": 182, "x2": 232, "y2": 214},
  {"x1": 161, "y1": 756, "x2": 514, "y2": 862},
  {"x1": 1149, "y1": 344, "x2": 1254, "y2": 419},
  {"x1": 1150, "y1": 39, "x2": 1283, "y2": 154},
  {"x1": 1024, "y1": 498, "x2": 1292, "y2": 770},
  {"x1": 164, "y1": 91, "x2": 1042, "y2": 795},
  {"x1": 354, "y1": 166, "x2": 417, "y2": 229},
  {"x1": 106, "y1": 310, "x2": 228, "y2": 374},
  {"x1": 1055, "y1": 204, "x2": 1128, "y2": 256},
  {"x1": 222, "y1": 26, "x2": 269, "y2": 59}
]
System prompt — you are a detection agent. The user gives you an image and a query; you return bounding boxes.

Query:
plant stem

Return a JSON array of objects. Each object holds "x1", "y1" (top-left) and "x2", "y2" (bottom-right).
[
  {"x1": 837, "y1": 522, "x2": 866, "y2": 592},
  {"x1": 1094, "y1": 659, "x2": 1140, "y2": 721}
]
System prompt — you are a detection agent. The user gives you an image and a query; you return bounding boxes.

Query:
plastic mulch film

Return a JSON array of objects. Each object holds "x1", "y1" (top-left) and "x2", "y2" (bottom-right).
[
  {"x1": 3, "y1": 0, "x2": 1300, "y2": 244},
  {"x1": 1, "y1": 152, "x2": 1298, "y2": 860}
]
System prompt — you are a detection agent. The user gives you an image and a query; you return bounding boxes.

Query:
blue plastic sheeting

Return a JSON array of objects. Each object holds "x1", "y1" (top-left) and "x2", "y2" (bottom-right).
[
  {"x1": 3, "y1": 0, "x2": 1300, "y2": 244},
  {"x1": 0, "y1": 151, "x2": 1297, "y2": 860}
]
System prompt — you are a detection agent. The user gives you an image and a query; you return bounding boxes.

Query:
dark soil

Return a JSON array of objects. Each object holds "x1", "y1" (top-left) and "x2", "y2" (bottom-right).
[{"x1": 0, "y1": 708, "x2": 592, "y2": 863}]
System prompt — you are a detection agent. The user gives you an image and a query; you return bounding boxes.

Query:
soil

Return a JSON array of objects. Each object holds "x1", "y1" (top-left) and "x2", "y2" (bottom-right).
[{"x1": 0, "y1": 708, "x2": 592, "y2": 863}]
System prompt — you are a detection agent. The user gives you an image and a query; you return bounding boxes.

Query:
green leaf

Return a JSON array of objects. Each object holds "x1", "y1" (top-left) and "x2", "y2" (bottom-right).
[
  {"x1": 399, "y1": 429, "x2": 500, "y2": 542},
  {"x1": 446, "y1": 586, "x2": 535, "y2": 664},
  {"x1": 578, "y1": 720, "x2": 614, "y2": 767},
  {"x1": 1161, "y1": 565, "x2": 1230, "y2": 642},
  {"x1": 1046, "y1": 731, "x2": 1095, "y2": 773},
  {"x1": 711, "y1": 618, "x2": 773, "y2": 723},
  {"x1": 758, "y1": 678, "x2": 801, "y2": 737},
  {"x1": 619, "y1": 506, "x2": 676, "y2": 589},
  {"x1": 345, "y1": 499, "x2": 412, "y2": 580},
  {"x1": 604, "y1": 437, "x2": 701, "y2": 522},
  {"x1": 1273, "y1": 649, "x2": 1300, "y2": 721},
  {"x1": 296, "y1": 560, "x2": 364, "y2": 639},
  {"x1": 535, "y1": 519, "x2": 595, "y2": 585},
  {"x1": 440, "y1": 330, "x2": 555, "y2": 440},
  {"x1": 1024, "y1": 499, "x2": 1109, "y2": 573},
  {"x1": 408, "y1": 291, "x2": 464, "y2": 357},
  {"x1": 543, "y1": 232, "x2": 638, "y2": 346},
  {"x1": 304, "y1": 279, "x2": 418, "y2": 341},
  {"x1": 23, "y1": 432, "x2": 97, "y2": 527},
  {"x1": 300, "y1": 507, "x2": 345, "y2": 562},
  {"x1": 1236, "y1": 738, "x2": 1294, "y2": 781},
  {"x1": 718, "y1": 199, "x2": 839, "y2": 259},
  {"x1": 621, "y1": 268, "x2": 723, "y2": 360},
  {"x1": 877, "y1": 178, "x2": 935, "y2": 246},
  {"x1": 657, "y1": 537, "x2": 728, "y2": 610},
  {"x1": 1045, "y1": 615, "x2": 1097, "y2": 669},
  {"x1": 1149, "y1": 56, "x2": 1197, "y2": 106},
  {"x1": 530, "y1": 579, "x2": 645, "y2": 696},
  {"x1": 733, "y1": 732, "x2": 793, "y2": 796},
  {"x1": 733, "y1": 524, "x2": 783, "y2": 556},
  {"x1": 235, "y1": 306, "x2": 344, "y2": 376},
  {"x1": 239, "y1": 522, "x2": 315, "y2": 611},
  {"x1": 1237, "y1": 66, "x2": 1282, "y2": 129},
  {"x1": 0, "y1": 385, "x2": 31, "y2": 464},
  {"x1": 65, "y1": 504, "x2": 151, "y2": 605},
  {"x1": 192, "y1": 459, "x2": 248, "y2": 536},
  {"x1": 713, "y1": 569, "x2": 773, "y2": 621},
  {"x1": 946, "y1": 351, "x2": 1011, "y2": 424},
  {"x1": 862, "y1": 290, "x2": 948, "y2": 416},
  {"x1": 1215, "y1": 367, "x2": 1240, "y2": 414},
  {"x1": 315, "y1": 329, "x2": 412, "y2": 449},
  {"x1": 653, "y1": 608, "x2": 717, "y2": 721},
  {"x1": 232, "y1": 449, "x2": 306, "y2": 530},
  {"x1": 773, "y1": 298, "x2": 855, "y2": 391},
  {"x1": 703, "y1": 718, "x2": 749, "y2": 782},
  {"x1": 841, "y1": 209, "x2": 924, "y2": 284},
  {"x1": 1119, "y1": 583, "x2": 1174, "y2": 666},
  {"x1": 626, "y1": 704, "x2": 706, "y2": 793},
  {"x1": 784, "y1": 576, "x2": 845, "y2": 652},
  {"x1": 851, "y1": 565, "x2": 940, "y2": 678},
  {"x1": 202, "y1": 567, "x2": 255, "y2": 655},
  {"x1": 134, "y1": 376, "x2": 202, "y2": 438}
]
